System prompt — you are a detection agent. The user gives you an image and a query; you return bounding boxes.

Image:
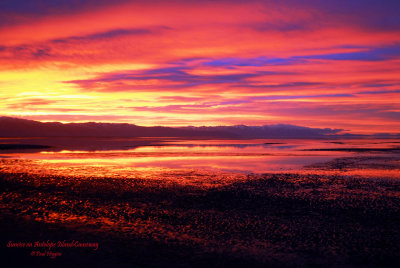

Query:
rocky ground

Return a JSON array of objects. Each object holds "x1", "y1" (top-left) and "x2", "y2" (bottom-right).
[{"x1": 1, "y1": 159, "x2": 399, "y2": 267}]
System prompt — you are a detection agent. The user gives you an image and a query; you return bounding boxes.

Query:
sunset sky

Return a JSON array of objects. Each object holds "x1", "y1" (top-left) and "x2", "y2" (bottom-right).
[{"x1": 1, "y1": 0, "x2": 399, "y2": 134}]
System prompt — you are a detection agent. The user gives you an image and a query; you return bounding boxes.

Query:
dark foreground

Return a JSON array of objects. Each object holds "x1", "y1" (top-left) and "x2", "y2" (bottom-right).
[{"x1": 1, "y1": 170, "x2": 399, "y2": 267}]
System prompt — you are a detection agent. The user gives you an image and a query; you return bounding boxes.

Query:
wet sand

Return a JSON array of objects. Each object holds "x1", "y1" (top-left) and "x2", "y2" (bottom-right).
[{"x1": 1, "y1": 163, "x2": 400, "y2": 267}]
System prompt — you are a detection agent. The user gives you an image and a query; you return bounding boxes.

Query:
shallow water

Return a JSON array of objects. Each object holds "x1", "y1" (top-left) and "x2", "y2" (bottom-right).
[
  {"x1": 1, "y1": 138, "x2": 399, "y2": 178},
  {"x1": 1, "y1": 138, "x2": 400, "y2": 267}
]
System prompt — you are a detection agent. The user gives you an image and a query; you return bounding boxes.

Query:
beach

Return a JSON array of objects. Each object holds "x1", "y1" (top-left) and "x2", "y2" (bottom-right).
[{"x1": 1, "y1": 155, "x2": 399, "y2": 267}]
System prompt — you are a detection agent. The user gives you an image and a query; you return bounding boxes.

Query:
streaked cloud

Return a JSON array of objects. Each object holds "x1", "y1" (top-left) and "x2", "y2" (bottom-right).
[{"x1": 0, "y1": 0, "x2": 399, "y2": 133}]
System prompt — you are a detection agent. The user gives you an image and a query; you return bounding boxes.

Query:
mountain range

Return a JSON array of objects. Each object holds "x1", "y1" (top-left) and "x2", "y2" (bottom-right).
[{"x1": 0, "y1": 116, "x2": 348, "y2": 139}]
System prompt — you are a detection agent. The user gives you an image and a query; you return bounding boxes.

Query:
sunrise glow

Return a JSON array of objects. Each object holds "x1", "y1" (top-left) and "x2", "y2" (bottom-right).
[{"x1": 1, "y1": 0, "x2": 399, "y2": 133}]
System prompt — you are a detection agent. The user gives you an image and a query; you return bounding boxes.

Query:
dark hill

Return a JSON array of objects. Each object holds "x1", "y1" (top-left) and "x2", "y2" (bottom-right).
[{"x1": 0, "y1": 117, "x2": 343, "y2": 138}]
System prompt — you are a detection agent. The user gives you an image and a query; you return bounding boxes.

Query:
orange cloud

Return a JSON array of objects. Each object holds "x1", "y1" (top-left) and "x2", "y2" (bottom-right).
[{"x1": 1, "y1": 0, "x2": 399, "y2": 134}]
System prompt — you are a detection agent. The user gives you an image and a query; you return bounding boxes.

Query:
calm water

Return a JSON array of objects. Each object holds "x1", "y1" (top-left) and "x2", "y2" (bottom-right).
[{"x1": 1, "y1": 138, "x2": 399, "y2": 179}]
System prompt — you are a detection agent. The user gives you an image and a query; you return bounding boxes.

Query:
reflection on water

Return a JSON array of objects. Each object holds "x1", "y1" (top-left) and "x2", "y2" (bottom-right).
[
  {"x1": 2, "y1": 139, "x2": 399, "y2": 268},
  {"x1": 0, "y1": 138, "x2": 399, "y2": 178}
]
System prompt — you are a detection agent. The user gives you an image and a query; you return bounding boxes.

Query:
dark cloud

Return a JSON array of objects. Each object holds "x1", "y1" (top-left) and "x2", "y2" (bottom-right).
[
  {"x1": 0, "y1": 0, "x2": 131, "y2": 27},
  {"x1": 2, "y1": 0, "x2": 399, "y2": 31},
  {"x1": 356, "y1": 89, "x2": 400, "y2": 95},
  {"x1": 0, "y1": 26, "x2": 167, "y2": 62},
  {"x1": 32, "y1": 48, "x2": 51, "y2": 58},
  {"x1": 377, "y1": 111, "x2": 400, "y2": 120},
  {"x1": 201, "y1": 45, "x2": 400, "y2": 68},
  {"x1": 203, "y1": 56, "x2": 294, "y2": 67},
  {"x1": 301, "y1": 44, "x2": 400, "y2": 61},
  {"x1": 250, "y1": 93, "x2": 354, "y2": 101},
  {"x1": 0, "y1": 44, "x2": 53, "y2": 60},
  {"x1": 235, "y1": 82, "x2": 321, "y2": 89},
  {"x1": 52, "y1": 27, "x2": 166, "y2": 43},
  {"x1": 305, "y1": 0, "x2": 400, "y2": 31},
  {"x1": 65, "y1": 65, "x2": 271, "y2": 91},
  {"x1": 6, "y1": 98, "x2": 58, "y2": 109},
  {"x1": 260, "y1": 0, "x2": 400, "y2": 32},
  {"x1": 249, "y1": 21, "x2": 313, "y2": 33},
  {"x1": 361, "y1": 83, "x2": 398, "y2": 88}
]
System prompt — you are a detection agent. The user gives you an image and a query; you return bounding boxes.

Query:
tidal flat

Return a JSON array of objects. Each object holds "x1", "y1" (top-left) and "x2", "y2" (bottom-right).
[
  {"x1": 1, "y1": 166, "x2": 400, "y2": 267},
  {"x1": 1, "y1": 139, "x2": 400, "y2": 267}
]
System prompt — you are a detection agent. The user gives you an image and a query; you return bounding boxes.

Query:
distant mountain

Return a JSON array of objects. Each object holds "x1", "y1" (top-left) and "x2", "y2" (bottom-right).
[
  {"x1": 180, "y1": 124, "x2": 343, "y2": 139},
  {"x1": 0, "y1": 117, "x2": 229, "y2": 138},
  {"x1": 0, "y1": 116, "x2": 344, "y2": 138}
]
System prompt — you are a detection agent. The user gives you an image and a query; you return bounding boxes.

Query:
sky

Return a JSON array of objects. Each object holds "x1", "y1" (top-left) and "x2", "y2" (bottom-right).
[{"x1": 0, "y1": 0, "x2": 399, "y2": 134}]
